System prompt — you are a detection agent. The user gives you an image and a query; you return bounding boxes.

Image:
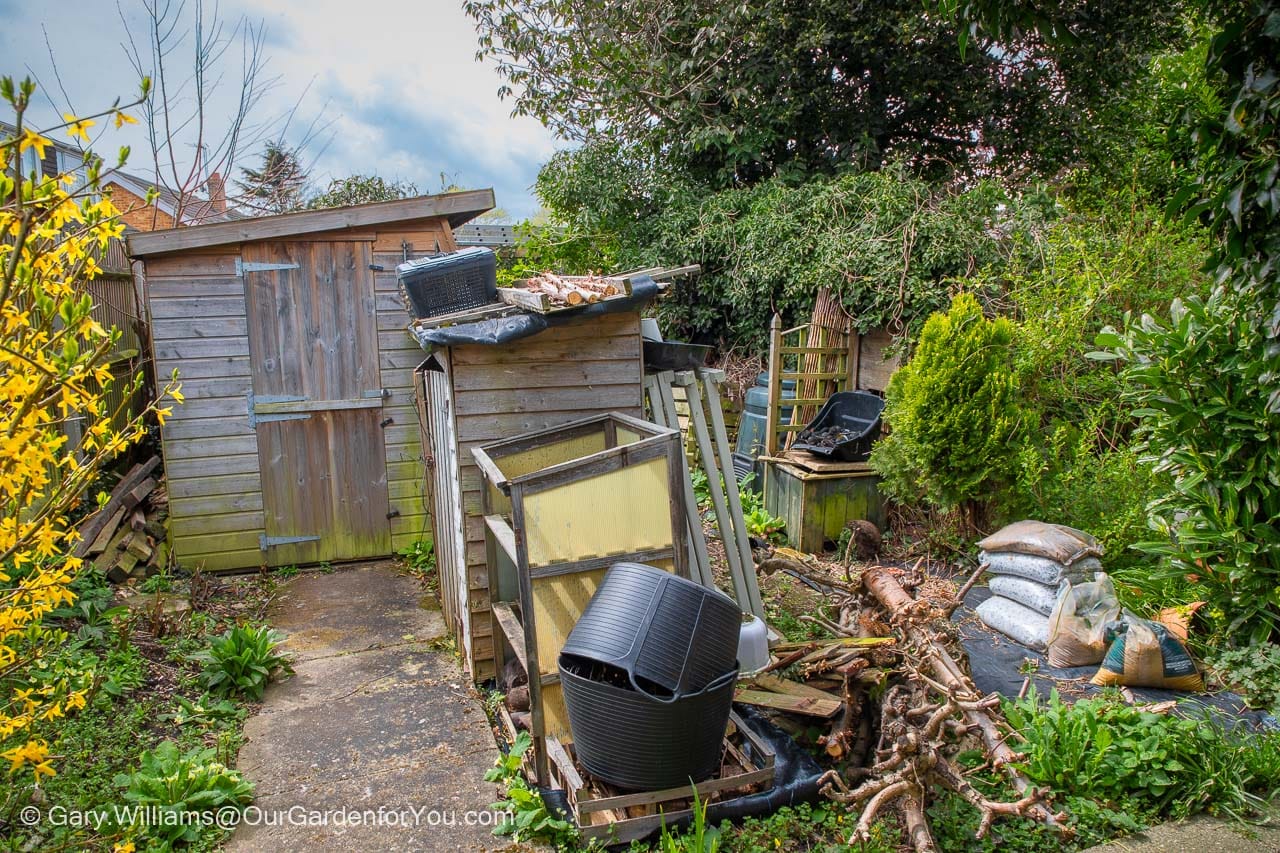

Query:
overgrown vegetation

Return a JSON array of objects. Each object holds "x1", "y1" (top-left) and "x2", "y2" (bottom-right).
[
  {"x1": 485, "y1": 731, "x2": 578, "y2": 848},
  {"x1": 191, "y1": 625, "x2": 292, "y2": 701}
]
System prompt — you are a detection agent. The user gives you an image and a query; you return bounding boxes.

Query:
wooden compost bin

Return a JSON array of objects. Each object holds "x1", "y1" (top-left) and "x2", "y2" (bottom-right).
[
  {"x1": 472, "y1": 413, "x2": 688, "y2": 785},
  {"x1": 128, "y1": 190, "x2": 495, "y2": 571},
  {"x1": 415, "y1": 312, "x2": 645, "y2": 681},
  {"x1": 763, "y1": 453, "x2": 885, "y2": 553}
]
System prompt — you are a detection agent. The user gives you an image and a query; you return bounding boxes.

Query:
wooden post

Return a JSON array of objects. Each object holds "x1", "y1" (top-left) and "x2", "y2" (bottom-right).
[
  {"x1": 509, "y1": 481, "x2": 550, "y2": 787},
  {"x1": 765, "y1": 314, "x2": 783, "y2": 457},
  {"x1": 847, "y1": 330, "x2": 862, "y2": 392},
  {"x1": 701, "y1": 370, "x2": 765, "y2": 619},
  {"x1": 645, "y1": 373, "x2": 714, "y2": 587}
]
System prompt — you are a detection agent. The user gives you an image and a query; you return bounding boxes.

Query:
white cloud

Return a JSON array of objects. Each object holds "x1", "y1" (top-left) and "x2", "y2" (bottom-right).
[{"x1": 0, "y1": 0, "x2": 559, "y2": 218}]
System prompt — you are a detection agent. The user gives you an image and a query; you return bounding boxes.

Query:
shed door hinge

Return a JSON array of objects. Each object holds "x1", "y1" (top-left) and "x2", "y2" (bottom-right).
[
  {"x1": 236, "y1": 259, "x2": 302, "y2": 276},
  {"x1": 260, "y1": 534, "x2": 321, "y2": 549}
]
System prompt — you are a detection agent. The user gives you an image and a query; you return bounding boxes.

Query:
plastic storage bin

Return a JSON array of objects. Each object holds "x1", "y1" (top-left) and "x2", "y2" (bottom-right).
[
  {"x1": 396, "y1": 247, "x2": 497, "y2": 319},
  {"x1": 791, "y1": 391, "x2": 885, "y2": 462}
]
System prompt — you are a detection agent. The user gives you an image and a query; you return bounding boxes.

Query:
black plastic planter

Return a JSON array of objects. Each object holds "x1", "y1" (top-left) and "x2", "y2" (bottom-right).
[
  {"x1": 559, "y1": 654, "x2": 738, "y2": 790},
  {"x1": 792, "y1": 391, "x2": 885, "y2": 462},
  {"x1": 559, "y1": 562, "x2": 740, "y2": 697}
]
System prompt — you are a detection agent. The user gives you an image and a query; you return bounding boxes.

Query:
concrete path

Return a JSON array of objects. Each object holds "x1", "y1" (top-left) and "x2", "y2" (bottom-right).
[
  {"x1": 228, "y1": 561, "x2": 513, "y2": 852},
  {"x1": 1086, "y1": 811, "x2": 1280, "y2": 852}
]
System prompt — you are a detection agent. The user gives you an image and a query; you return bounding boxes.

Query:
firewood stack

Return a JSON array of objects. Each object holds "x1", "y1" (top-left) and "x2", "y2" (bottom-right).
[
  {"x1": 521, "y1": 272, "x2": 621, "y2": 306},
  {"x1": 72, "y1": 456, "x2": 171, "y2": 584}
]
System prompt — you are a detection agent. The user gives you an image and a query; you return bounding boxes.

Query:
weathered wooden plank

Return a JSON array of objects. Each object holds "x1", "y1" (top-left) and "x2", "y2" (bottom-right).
[
  {"x1": 170, "y1": 510, "x2": 265, "y2": 538},
  {"x1": 166, "y1": 395, "x2": 247, "y2": 421},
  {"x1": 451, "y1": 334, "x2": 640, "y2": 366},
  {"x1": 380, "y1": 348, "x2": 429, "y2": 371},
  {"x1": 378, "y1": 329, "x2": 418, "y2": 352},
  {"x1": 166, "y1": 472, "x2": 261, "y2": 500},
  {"x1": 454, "y1": 408, "x2": 642, "y2": 444},
  {"x1": 733, "y1": 687, "x2": 841, "y2": 718},
  {"x1": 153, "y1": 337, "x2": 250, "y2": 360},
  {"x1": 155, "y1": 355, "x2": 252, "y2": 381},
  {"x1": 128, "y1": 191, "x2": 492, "y2": 256},
  {"x1": 169, "y1": 490, "x2": 263, "y2": 518},
  {"x1": 153, "y1": 316, "x2": 248, "y2": 340},
  {"x1": 376, "y1": 291, "x2": 409, "y2": 312},
  {"x1": 451, "y1": 359, "x2": 638, "y2": 392},
  {"x1": 161, "y1": 416, "x2": 252, "y2": 440},
  {"x1": 169, "y1": 376, "x2": 254, "y2": 400},
  {"x1": 146, "y1": 278, "x2": 247, "y2": 299},
  {"x1": 372, "y1": 228, "x2": 448, "y2": 254},
  {"x1": 167, "y1": 452, "x2": 259, "y2": 479},
  {"x1": 377, "y1": 367, "x2": 417, "y2": 389},
  {"x1": 453, "y1": 384, "x2": 641, "y2": 419},
  {"x1": 176, "y1": 547, "x2": 265, "y2": 572},
  {"x1": 388, "y1": 478, "x2": 427, "y2": 501},
  {"x1": 377, "y1": 310, "x2": 411, "y2": 333},
  {"x1": 173, "y1": 529, "x2": 263, "y2": 559},
  {"x1": 149, "y1": 295, "x2": 246, "y2": 319},
  {"x1": 140, "y1": 254, "x2": 239, "y2": 277}
]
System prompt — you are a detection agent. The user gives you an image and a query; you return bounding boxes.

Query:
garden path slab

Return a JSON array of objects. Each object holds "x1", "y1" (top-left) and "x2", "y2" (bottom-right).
[{"x1": 227, "y1": 560, "x2": 516, "y2": 852}]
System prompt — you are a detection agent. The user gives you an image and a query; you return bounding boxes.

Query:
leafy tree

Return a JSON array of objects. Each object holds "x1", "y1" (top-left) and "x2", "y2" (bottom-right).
[
  {"x1": 870, "y1": 293, "x2": 1021, "y2": 528},
  {"x1": 0, "y1": 78, "x2": 182, "y2": 781},
  {"x1": 307, "y1": 174, "x2": 418, "y2": 209},
  {"x1": 236, "y1": 140, "x2": 309, "y2": 214},
  {"x1": 468, "y1": 0, "x2": 1188, "y2": 186}
]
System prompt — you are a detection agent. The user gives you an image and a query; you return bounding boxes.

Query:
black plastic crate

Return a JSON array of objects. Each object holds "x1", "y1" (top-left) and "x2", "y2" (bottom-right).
[{"x1": 396, "y1": 247, "x2": 497, "y2": 319}]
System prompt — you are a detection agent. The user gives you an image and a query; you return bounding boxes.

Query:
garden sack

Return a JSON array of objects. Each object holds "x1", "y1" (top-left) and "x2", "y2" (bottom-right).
[
  {"x1": 1046, "y1": 573, "x2": 1121, "y2": 668},
  {"x1": 1090, "y1": 616, "x2": 1204, "y2": 691}
]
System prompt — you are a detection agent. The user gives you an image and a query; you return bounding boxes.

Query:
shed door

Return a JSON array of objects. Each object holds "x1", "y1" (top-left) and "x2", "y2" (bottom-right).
[{"x1": 243, "y1": 240, "x2": 391, "y2": 566}]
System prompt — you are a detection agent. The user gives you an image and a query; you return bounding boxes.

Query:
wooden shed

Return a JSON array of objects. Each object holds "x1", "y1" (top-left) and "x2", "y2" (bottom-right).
[
  {"x1": 415, "y1": 305, "x2": 649, "y2": 681},
  {"x1": 127, "y1": 190, "x2": 495, "y2": 572}
]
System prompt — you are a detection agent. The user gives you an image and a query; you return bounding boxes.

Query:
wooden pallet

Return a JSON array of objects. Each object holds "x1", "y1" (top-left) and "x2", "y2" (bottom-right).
[{"x1": 540, "y1": 710, "x2": 776, "y2": 845}]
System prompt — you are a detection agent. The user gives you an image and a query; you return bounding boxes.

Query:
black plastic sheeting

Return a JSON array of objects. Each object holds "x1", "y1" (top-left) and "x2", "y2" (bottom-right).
[
  {"x1": 958, "y1": 585, "x2": 1279, "y2": 731},
  {"x1": 539, "y1": 704, "x2": 826, "y2": 846},
  {"x1": 411, "y1": 277, "x2": 662, "y2": 349}
]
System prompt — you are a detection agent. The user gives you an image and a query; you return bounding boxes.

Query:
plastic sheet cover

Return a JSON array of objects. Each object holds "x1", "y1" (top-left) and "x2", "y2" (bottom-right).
[{"x1": 411, "y1": 277, "x2": 661, "y2": 349}]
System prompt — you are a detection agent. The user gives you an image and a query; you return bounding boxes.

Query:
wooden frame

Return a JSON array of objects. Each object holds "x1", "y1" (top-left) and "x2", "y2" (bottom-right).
[
  {"x1": 474, "y1": 412, "x2": 689, "y2": 785},
  {"x1": 538, "y1": 710, "x2": 776, "y2": 845}
]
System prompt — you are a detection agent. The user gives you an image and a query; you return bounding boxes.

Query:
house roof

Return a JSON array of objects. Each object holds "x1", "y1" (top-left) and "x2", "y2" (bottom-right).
[
  {"x1": 106, "y1": 170, "x2": 244, "y2": 226},
  {"x1": 127, "y1": 189, "x2": 496, "y2": 257}
]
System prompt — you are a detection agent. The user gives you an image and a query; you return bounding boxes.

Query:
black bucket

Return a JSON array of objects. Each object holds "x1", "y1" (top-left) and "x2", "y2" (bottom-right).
[
  {"x1": 791, "y1": 391, "x2": 885, "y2": 462},
  {"x1": 559, "y1": 654, "x2": 738, "y2": 790},
  {"x1": 560, "y1": 562, "x2": 740, "y2": 697}
]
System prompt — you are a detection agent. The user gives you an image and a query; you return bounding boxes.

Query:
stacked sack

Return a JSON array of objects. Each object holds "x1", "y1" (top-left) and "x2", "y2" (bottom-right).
[{"x1": 973, "y1": 520, "x2": 1104, "y2": 651}]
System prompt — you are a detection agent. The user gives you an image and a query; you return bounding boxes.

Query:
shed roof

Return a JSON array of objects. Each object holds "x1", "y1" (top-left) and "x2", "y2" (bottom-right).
[{"x1": 127, "y1": 188, "x2": 495, "y2": 257}]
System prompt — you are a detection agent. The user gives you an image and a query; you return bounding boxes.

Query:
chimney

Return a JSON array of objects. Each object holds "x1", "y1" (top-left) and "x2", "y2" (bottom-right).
[{"x1": 207, "y1": 172, "x2": 226, "y2": 213}]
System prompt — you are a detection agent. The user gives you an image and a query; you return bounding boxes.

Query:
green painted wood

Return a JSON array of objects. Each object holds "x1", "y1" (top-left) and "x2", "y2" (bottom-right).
[{"x1": 765, "y1": 463, "x2": 885, "y2": 553}]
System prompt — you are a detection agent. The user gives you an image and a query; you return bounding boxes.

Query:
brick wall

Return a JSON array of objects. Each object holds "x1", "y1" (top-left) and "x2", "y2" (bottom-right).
[{"x1": 106, "y1": 182, "x2": 175, "y2": 231}]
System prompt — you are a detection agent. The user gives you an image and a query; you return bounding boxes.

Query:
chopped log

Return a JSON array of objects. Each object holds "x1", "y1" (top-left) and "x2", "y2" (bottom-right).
[
  {"x1": 73, "y1": 456, "x2": 160, "y2": 557},
  {"x1": 129, "y1": 508, "x2": 146, "y2": 531},
  {"x1": 126, "y1": 478, "x2": 158, "y2": 508}
]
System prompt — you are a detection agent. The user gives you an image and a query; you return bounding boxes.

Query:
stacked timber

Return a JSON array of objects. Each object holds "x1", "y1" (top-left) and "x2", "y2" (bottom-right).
[{"x1": 73, "y1": 456, "x2": 170, "y2": 583}]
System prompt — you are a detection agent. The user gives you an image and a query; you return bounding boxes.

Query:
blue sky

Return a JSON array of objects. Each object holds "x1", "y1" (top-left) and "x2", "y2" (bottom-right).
[{"x1": 0, "y1": 0, "x2": 558, "y2": 219}]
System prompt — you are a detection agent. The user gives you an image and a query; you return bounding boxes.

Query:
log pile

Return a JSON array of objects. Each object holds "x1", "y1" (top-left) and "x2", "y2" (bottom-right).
[
  {"x1": 737, "y1": 556, "x2": 1069, "y2": 851},
  {"x1": 520, "y1": 272, "x2": 621, "y2": 306},
  {"x1": 73, "y1": 456, "x2": 170, "y2": 583}
]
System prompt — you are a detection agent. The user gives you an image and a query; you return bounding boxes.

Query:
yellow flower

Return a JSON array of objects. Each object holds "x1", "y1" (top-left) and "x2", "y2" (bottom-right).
[
  {"x1": 19, "y1": 129, "x2": 50, "y2": 160},
  {"x1": 113, "y1": 111, "x2": 138, "y2": 129},
  {"x1": 63, "y1": 114, "x2": 95, "y2": 143},
  {"x1": 114, "y1": 842, "x2": 136, "y2": 853}
]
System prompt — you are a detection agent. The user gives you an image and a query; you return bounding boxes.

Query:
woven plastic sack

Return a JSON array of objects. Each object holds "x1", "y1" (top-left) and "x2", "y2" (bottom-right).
[
  {"x1": 978, "y1": 520, "x2": 1103, "y2": 567},
  {"x1": 1046, "y1": 574, "x2": 1121, "y2": 668},
  {"x1": 983, "y1": 551, "x2": 1102, "y2": 584},
  {"x1": 976, "y1": 596, "x2": 1050, "y2": 651},
  {"x1": 989, "y1": 575, "x2": 1065, "y2": 617},
  {"x1": 1090, "y1": 616, "x2": 1204, "y2": 691}
]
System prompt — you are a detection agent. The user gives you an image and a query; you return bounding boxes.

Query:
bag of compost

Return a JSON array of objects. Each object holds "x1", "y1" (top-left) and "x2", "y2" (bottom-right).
[
  {"x1": 1090, "y1": 616, "x2": 1204, "y2": 691},
  {"x1": 978, "y1": 520, "x2": 1103, "y2": 567},
  {"x1": 1046, "y1": 573, "x2": 1121, "y2": 668}
]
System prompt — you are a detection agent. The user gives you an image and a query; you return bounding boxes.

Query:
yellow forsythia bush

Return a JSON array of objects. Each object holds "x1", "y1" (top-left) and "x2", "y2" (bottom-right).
[{"x1": 0, "y1": 76, "x2": 180, "y2": 782}]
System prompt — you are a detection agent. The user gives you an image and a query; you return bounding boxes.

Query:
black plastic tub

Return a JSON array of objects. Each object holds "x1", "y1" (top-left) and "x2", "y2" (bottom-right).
[
  {"x1": 559, "y1": 562, "x2": 740, "y2": 697},
  {"x1": 559, "y1": 655, "x2": 738, "y2": 790},
  {"x1": 396, "y1": 247, "x2": 497, "y2": 319},
  {"x1": 791, "y1": 391, "x2": 885, "y2": 462},
  {"x1": 642, "y1": 339, "x2": 712, "y2": 371}
]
